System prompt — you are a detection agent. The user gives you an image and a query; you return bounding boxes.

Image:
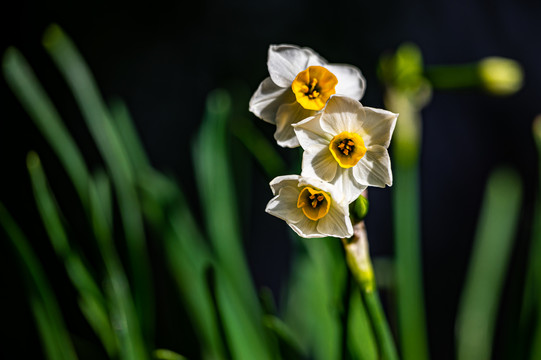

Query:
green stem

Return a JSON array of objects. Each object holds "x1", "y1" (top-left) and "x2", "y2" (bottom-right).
[
  {"x1": 525, "y1": 117, "x2": 541, "y2": 360},
  {"x1": 424, "y1": 63, "x2": 480, "y2": 90},
  {"x1": 385, "y1": 82, "x2": 429, "y2": 360},
  {"x1": 361, "y1": 289, "x2": 399, "y2": 360},
  {"x1": 341, "y1": 266, "x2": 352, "y2": 360},
  {"x1": 342, "y1": 223, "x2": 399, "y2": 359},
  {"x1": 393, "y1": 165, "x2": 429, "y2": 360}
]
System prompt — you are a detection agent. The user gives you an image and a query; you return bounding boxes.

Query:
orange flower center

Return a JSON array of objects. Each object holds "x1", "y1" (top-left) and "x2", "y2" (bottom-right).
[
  {"x1": 296, "y1": 186, "x2": 331, "y2": 221},
  {"x1": 291, "y1": 66, "x2": 338, "y2": 111}
]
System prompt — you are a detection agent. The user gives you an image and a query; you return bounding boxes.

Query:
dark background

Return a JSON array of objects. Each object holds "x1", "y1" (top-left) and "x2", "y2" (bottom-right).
[{"x1": 1, "y1": 0, "x2": 539, "y2": 359}]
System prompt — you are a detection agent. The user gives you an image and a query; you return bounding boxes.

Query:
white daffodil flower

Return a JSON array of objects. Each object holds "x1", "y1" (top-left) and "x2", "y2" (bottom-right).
[
  {"x1": 265, "y1": 175, "x2": 353, "y2": 238},
  {"x1": 249, "y1": 44, "x2": 366, "y2": 148},
  {"x1": 293, "y1": 95, "x2": 398, "y2": 203}
]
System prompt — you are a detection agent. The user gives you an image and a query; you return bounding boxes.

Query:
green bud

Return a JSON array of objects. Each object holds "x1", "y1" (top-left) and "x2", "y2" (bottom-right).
[
  {"x1": 351, "y1": 194, "x2": 369, "y2": 222},
  {"x1": 478, "y1": 57, "x2": 523, "y2": 96}
]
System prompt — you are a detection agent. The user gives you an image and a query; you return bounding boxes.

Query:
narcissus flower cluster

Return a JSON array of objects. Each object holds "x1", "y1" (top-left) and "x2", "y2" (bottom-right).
[{"x1": 250, "y1": 44, "x2": 398, "y2": 238}]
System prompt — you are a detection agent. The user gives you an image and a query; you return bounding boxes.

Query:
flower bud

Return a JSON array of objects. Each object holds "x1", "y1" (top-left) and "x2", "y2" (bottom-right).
[
  {"x1": 478, "y1": 57, "x2": 523, "y2": 96},
  {"x1": 351, "y1": 194, "x2": 369, "y2": 222}
]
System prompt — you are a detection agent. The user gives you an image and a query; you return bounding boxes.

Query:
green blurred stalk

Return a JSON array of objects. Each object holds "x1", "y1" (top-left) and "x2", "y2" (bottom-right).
[
  {"x1": 193, "y1": 90, "x2": 255, "y2": 310},
  {"x1": 386, "y1": 88, "x2": 429, "y2": 360},
  {"x1": 379, "y1": 43, "x2": 430, "y2": 360},
  {"x1": 2, "y1": 47, "x2": 90, "y2": 207},
  {"x1": 425, "y1": 57, "x2": 523, "y2": 96},
  {"x1": 425, "y1": 63, "x2": 481, "y2": 90},
  {"x1": 285, "y1": 234, "x2": 380, "y2": 360},
  {"x1": 343, "y1": 222, "x2": 398, "y2": 360},
  {"x1": 0, "y1": 203, "x2": 78, "y2": 360},
  {"x1": 524, "y1": 117, "x2": 541, "y2": 359},
  {"x1": 88, "y1": 176, "x2": 148, "y2": 360},
  {"x1": 138, "y1": 170, "x2": 227, "y2": 360},
  {"x1": 392, "y1": 163, "x2": 427, "y2": 360},
  {"x1": 153, "y1": 349, "x2": 187, "y2": 360},
  {"x1": 27, "y1": 152, "x2": 118, "y2": 357},
  {"x1": 456, "y1": 167, "x2": 522, "y2": 360},
  {"x1": 231, "y1": 116, "x2": 286, "y2": 179},
  {"x1": 193, "y1": 89, "x2": 276, "y2": 359},
  {"x1": 284, "y1": 237, "x2": 345, "y2": 360},
  {"x1": 116, "y1": 91, "x2": 228, "y2": 359},
  {"x1": 3, "y1": 43, "x2": 145, "y2": 358},
  {"x1": 42, "y1": 24, "x2": 153, "y2": 340},
  {"x1": 362, "y1": 290, "x2": 398, "y2": 360},
  {"x1": 109, "y1": 99, "x2": 152, "y2": 174},
  {"x1": 348, "y1": 287, "x2": 378, "y2": 360}
]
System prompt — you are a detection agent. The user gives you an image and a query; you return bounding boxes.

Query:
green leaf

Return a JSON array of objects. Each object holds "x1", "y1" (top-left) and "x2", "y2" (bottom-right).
[
  {"x1": 139, "y1": 171, "x2": 226, "y2": 360},
  {"x1": 193, "y1": 89, "x2": 275, "y2": 359},
  {"x1": 2, "y1": 47, "x2": 90, "y2": 207},
  {"x1": 0, "y1": 202, "x2": 78, "y2": 360},
  {"x1": 109, "y1": 99, "x2": 151, "y2": 173},
  {"x1": 230, "y1": 115, "x2": 286, "y2": 179},
  {"x1": 88, "y1": 178, "x2": 148, "y2": 360},
  {"x1": 27, "y1": 152, "x2": 117, "y2": 357},
  {"x1": 42, "y1": 24, "x2": 153, "y2": 339},
  {"x1": 153, "y1": 349, "x2": 188, "y2": 360},
  {"x1": 348, "y1": 289, "x2": 378, "y2": 360},
  {"x1": 263, "y1": 314, "x2": 308, "y2": 359},
  {"x1": 456, "y1": 167, "x2": 522, "y2": 360},
  {"x1": 283, "y1": 237, "x2": 345, "y2": 360}
]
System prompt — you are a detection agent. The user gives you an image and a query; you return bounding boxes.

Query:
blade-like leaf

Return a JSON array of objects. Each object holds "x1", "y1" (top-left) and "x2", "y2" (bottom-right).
[
  {"x1": 456, "y1": 167, "x2": 522, "y2": 360},
  {"x1": 284, "y1": 237, "x2": 345, "y2": 360},
  {"x1": 109, "y1": 99, "x2": 151, "y2": 173},
  {"x1": 88, "y1": 177, "x2": 148, "y2": 360},
  {"x1": 139, "y1": 171, "x2": 226, "y2": 360},
  {"x1": 43, "y1": 24, "x2": 153, "y2": 338},
  {"x1": 2, "y1": 47, "x2": 89, "y2": 207},
  {"x1": 193, "y1": 89, "x2": 275, "y2": 359},
  {"x1": 0, "y1": 202, "x2": 78, "y2": 360},
  {"x1": 27, "y1": 152, "x2": 117, "y2": 356}
]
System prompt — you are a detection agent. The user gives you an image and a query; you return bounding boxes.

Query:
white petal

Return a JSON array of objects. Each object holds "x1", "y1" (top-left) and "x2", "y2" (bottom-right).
[
  {"x1": 267, "y1": 44, "x2": 327, "y2": 88},
  {"x1": 289, "y1": 216, "x2": 321, "y2": 238},
  {"x1": 320, "y1": 95, "x2": 365, "y2": 136},
  {"x1": 265, "y1": 186, "x2": 305, "y2": 224},
  {"x1": 269, "y1": 175, "x2": 301, "y2": 195},
  {"x1": 301, "y1": 147, "x2": 337, "y2": 182},
  {"x1": 293, "y1": 114, "x2": 332, "y2": 150},
  {"x1": 326, "y1": 64, "x2": 366, "y2": 101},
  {"x1": 297, "y1": 176, "x2": 335, "y2": 194},
  {"x1": 317, "y1": 204, "x2": 354, "y2": 238},
  {"x1": 360, "y1": 107, "x2": 398, "y2": 148},
  {"x1": 353, "y1": 145, "x2": 393, "y2": 187},
  {"x1": 331, "y1": 167, "x2": 366, "y2": 204},
  {"x1": 249, "y1": 77, "x2": 294, "y2": 124},
  {"x1": 275, "y1": 101, "x2": 316, "y2": 148}
]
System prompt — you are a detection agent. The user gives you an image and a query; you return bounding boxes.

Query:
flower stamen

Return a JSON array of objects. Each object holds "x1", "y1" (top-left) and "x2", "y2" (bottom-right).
[{"x1": 297, "y1": 186, "x2": 331, "y2": 221}]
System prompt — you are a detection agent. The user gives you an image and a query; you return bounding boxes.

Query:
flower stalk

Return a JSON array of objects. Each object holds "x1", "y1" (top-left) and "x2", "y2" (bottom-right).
[
  {"x1": 425, "y1": 57, "x2": 523, "y2": 96},
  {"x1": 379, "y1": 42, "x2": 430, "y2": 360},
  {"x1": 342, "y1": 221, "x2": 398, "y2": 360}
]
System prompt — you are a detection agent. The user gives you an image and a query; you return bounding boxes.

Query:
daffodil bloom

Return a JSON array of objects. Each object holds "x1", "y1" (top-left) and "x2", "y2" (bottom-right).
[
  {"x1": 294, "y1": 95, "x2": 398, "y2": 203},
  {"x1": 265, "y1": 175, "x2": 353, "y2": 238},
  {"x1": 249, "y1": 44, "x2": 366, "y2": 148}
]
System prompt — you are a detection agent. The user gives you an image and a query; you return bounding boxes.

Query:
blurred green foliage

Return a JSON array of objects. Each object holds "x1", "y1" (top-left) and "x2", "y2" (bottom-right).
[{"x1": 1, "y1": 25, "x2": 383, "y2": 360}]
